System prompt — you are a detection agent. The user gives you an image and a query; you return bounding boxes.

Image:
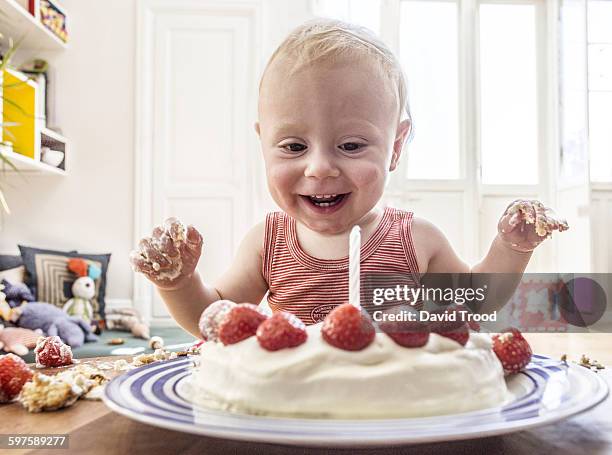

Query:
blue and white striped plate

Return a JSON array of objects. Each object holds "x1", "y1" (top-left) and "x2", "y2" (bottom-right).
[{"x1": 102, "y1": 354, "x2": 608, "y2": 446}]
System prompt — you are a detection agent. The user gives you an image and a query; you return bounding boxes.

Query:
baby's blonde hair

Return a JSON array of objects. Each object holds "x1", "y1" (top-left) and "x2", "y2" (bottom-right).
[{"x1": 260, "y1": 18, "x2": 411, "y2": 124}]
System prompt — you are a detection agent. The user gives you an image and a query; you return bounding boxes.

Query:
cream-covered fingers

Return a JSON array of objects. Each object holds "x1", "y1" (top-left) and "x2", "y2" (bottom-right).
[
  {"x1": 130, "y1": 218, "x2": 203, "y2": 289},
  {"x1": 497, "y1": 199, "x2": 569, "y2": 253},
  {"x1": 164, "y1": 217, "x2": 188, "y2": 243}
]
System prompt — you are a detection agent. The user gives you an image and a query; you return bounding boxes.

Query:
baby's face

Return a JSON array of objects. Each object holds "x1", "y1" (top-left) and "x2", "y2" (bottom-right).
[{"x1": 257, "y1": 57, "x2": 409, "y2": 235}]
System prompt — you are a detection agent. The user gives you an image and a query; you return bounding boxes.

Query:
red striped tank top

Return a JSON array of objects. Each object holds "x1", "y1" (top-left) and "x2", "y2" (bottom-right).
[{"x1": 262, "y1": 207, "x2": 422, "y2": 325}]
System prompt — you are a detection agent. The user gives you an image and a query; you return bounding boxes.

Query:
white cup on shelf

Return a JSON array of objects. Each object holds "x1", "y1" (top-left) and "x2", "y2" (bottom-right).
[{"x1": 41, "y1": 147, "x2": 65, "y2": 167}]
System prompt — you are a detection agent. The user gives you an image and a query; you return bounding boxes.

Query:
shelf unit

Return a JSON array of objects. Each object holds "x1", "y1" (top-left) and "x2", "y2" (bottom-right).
[
  {"x1": 1, "y1": 146, "x2": 65, "y2": 175},
  {"x1": 0, "y1": 0, "x2": 68, "y2": 175},
  {"x1": 0, "y1": 0, "x2": 66, "y2": 50},
  {"x1": 1, "y1": 68, "x2": 67, "y2": 175}
]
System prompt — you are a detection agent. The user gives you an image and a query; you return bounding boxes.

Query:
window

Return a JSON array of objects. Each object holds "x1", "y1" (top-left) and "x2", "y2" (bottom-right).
[
  {"x1": 479, "y1": 3, "x2": 539, "y2": 185},
  {"x1": 311, "y1": 0, "x2": 381, "y2": 35},
  {"x1": 399, "y1": 1, "x2": 460, "y2": 180},
  {"x1": 315, "y1": 0, "x2": 544, "y2": 184},
  {"x1": 588, "y1": 0, "x2": 612, "y2": 182}
]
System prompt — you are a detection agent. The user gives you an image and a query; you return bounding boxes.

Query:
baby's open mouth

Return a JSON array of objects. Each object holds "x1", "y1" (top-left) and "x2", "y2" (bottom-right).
[{"x1": 302, "y1": 193, "x2": 348, "y2": 208}]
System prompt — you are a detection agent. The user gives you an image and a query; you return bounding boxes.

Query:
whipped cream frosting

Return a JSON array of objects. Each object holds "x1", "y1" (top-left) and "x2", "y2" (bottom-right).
[{"x1": 190, "y1": 323, "x2": 509, "y2": 418}]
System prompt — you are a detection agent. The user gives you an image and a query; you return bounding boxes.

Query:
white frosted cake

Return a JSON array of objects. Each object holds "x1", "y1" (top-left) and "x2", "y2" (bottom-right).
[{"x1": 191, "y1": 320, "x2": 510, "y2": 419}]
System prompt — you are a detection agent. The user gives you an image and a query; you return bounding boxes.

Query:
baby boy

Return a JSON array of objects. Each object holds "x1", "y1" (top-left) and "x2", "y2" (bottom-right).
[{"x1": 130, "y1": 19, "x2": 568, "y2": 337}]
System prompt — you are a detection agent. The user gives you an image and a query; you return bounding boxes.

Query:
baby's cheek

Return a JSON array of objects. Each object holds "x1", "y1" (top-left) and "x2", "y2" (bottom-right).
[
  {"x1": 352, "y1": 163, "x2": 387, "y2": 189},
  {"x1": 266, "y1": 162, "x2": 299, "y2": 194},
  {"x1": 267, "y1": 162, "x2": 288, "y2": 180}
]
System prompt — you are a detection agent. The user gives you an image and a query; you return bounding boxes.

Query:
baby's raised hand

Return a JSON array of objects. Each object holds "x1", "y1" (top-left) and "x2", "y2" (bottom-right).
[
  {"x1": 129, "y1": 217, "x2": 203, "y2": 290},
  {"x1": 497, "y1": 200, "x2": 569, "y2": 253}
]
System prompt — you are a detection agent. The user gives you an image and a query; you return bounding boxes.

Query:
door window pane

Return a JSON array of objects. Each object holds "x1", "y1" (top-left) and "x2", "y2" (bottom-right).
[
  {"x1": 589, "y1": 91, "x2": 612, "y2": 181},
  {"x1": 347, "y1": 0, "x2": 381, "y2": 34},
  {"x1": 588, "y1": 0, "x2": 612, "y2": 182},
  {"x1": 588, "y1": 44, "x2": 612, "y2": 91},
  {"x1": 588, "y1": 0, "x2": 612, "y2": 43},
  {"x1": 559, "y1": 0, "x2": 589, "y2": 186},
  {"x1": 399, "y1": 0, "x2": 460, "y2": 179},
  {"x1": 479, "y1": 4, "x2": 538, "y2": 184},
  {"x1": 312, "y1": 0, "x2": 381, "y2": 35}
]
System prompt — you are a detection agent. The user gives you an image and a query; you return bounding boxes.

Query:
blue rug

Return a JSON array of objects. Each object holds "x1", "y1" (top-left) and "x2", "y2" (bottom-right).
[{"x1": 9, "y1": 326, "x2": 197, "y2": 363}]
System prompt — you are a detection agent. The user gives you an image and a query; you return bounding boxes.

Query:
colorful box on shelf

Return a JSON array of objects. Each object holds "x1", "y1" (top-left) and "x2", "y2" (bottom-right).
[
  {"x1": 2, "y1": 68, "x2": 38, "y2": 160},
  {"x1": 1, "y1": 68, "x2": 67, "y2": 173},
  {"x1": 0, "y1": 0, "x2": 66, "y2": 50},
  {"x1": 28, "y1": 0, "x2": 68, "y2": 43}
]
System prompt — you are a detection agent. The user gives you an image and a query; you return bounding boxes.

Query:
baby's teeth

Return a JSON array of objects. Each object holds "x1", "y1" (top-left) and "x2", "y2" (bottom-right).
[{"x1": 311, "y1": 194, "x2": 338, "y2": 199}]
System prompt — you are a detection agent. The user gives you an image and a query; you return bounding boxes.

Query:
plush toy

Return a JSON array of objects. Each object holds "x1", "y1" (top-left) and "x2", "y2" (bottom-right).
[
  {"x1": 62, "y1": 258, "x2": 101, "y2": 324},
  {"x1": 14, "y1": 302, "x2": 98, "y2": 348},
  {"x1": 105, "y1": 307, "x2": 150, "y2": 339},
  {"x1": 1, "y1": 279, "x2": 35, "y2": 308},
  {"x1": 0, "y1": 283, "x2": 20, "y2": 322},
  {"x1": 0, "y1": 323, "x2": 42, "y2": 356},
  {"x1": 0, "y1": 283, "x2": 9, "y2": 321}
]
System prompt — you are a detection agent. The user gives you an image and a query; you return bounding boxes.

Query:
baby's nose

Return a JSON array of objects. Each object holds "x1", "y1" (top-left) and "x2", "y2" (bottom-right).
[{"x1": 303, "y1": 149, "x2": 340, "y2": 179}]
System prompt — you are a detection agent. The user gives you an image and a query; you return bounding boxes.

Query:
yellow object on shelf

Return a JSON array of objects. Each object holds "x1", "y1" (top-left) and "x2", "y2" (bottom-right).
[{"x1": 2, "y1": 68, "x2": 38, "y2": 159}]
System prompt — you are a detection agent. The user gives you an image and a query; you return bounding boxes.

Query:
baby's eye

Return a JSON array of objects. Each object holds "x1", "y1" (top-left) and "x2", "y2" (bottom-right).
[
  {"x1": 283, "y1": 143, "x2": 307, "y2": 153},
  {"x1": 339, "y1": 142, "x2": 365, "y2": 152}
]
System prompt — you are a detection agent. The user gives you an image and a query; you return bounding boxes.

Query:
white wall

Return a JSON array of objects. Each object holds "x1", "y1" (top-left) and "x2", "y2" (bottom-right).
[{"x1": 0, "y1": 0, "x2": 136, "y2": 302}]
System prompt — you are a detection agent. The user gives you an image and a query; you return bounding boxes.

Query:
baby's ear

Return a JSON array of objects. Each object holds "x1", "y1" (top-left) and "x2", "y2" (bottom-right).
[
  {"x1": 254, "y1": 122, "x2": 261, "y2": 137},
  {"x1": 390, "y1": 119, "x2": 411, "y2": 171}
]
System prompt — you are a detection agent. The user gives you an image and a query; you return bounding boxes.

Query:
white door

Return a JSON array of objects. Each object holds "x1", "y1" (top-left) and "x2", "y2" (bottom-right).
[{"x1": 134, "y1": 0, "x2": 262, "y2": 323}]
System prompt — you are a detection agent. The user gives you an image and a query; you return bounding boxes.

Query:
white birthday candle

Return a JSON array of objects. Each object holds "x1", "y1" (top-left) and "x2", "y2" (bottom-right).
[{"x1": 349, "y1": 225, "x2": 361, "y2": 308}]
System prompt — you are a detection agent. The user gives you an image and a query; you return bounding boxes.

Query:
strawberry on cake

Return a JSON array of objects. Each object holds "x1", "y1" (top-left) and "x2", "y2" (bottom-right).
[{"x1": 190, "y1": 302, "x2": 528, "y2": 419}]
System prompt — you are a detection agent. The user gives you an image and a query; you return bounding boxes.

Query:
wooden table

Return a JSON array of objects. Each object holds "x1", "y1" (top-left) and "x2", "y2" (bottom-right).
[{"x1": 3, "y1": 334, "x2": 612, "y2": 455}]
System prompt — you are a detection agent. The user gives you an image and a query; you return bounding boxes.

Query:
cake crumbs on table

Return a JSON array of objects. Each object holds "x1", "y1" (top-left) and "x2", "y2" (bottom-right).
[
  {"x1": 107, "y1": 338, "x2": 125, "y2": 345},
  {"x1": 19, "y1": 363, "x2": 110, "y2": 412},
  {"x1": 18, "y1": 345, "x2": 201, "y2": 412},
  {"x1": 579, "y1": 354, "x2": 605, "y2": 372},
  {"x1": 558, "y1": 353, "x2": 605, "y2": 372}
]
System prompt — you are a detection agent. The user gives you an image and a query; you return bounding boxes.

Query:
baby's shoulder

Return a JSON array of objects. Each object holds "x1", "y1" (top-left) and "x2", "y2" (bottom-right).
[
  {"x1": 387, "y1": 208, "x2": 439, "y2": 233},
  {"x1": 242, "y1": 220, "x2": 266, "y2": 253},
  {"x1": 410, "y1": 216, "x2": 441, "y2": 235},
  {"x1": 228, "y1": 221, "x2": 266, "y2": 265},
  {"x1": 410, "y1": 216, "x2": 448, "y2": 245},
  {"x1": 405, "y1": 216, "x2": 449, "y2": 274}
]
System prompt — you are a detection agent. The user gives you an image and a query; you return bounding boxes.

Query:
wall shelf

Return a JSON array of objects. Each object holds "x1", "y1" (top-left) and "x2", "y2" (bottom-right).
[
  {"x1": 0, "y1": 0, "x2": 67, "y2": 51},
  {"x1": 1, "y1": 147, "x2": 66, "y2": 175}
]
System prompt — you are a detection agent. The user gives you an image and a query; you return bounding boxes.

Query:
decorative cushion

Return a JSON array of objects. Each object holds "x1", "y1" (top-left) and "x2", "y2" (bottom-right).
[
  {"x1": 0, "y1": 266, "x2": 25, "y2": 284},
  {"x1": 0, "y1": 254, "x2": 23, "y2": 271},
  {"x1": 18, "y1": 246, "x2": 111, "y2": 322}
]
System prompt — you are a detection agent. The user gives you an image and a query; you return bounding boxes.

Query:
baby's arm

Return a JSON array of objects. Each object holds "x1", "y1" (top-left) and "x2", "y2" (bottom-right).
[
  {"x1": 416, "y1": 199, "x2": 568, "y2": 311},
  {"x1": 414, "y1": 218, "x2": 532, "y2": 313},
  {"x1": 475, "y1": 199, "x2": 568, "y2": 273},
  {"x1": 131, "y1": 219, "x2": 267, "y2": 337},
  {"x1": 417, "y1": 200, "x2": 568, "y2": 275}
]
